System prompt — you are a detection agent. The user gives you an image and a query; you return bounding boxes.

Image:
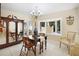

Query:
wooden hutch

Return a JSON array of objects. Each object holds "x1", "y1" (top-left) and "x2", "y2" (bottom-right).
[{"x1": 0, "y1": 16, "x2": 24, "y2": 49}]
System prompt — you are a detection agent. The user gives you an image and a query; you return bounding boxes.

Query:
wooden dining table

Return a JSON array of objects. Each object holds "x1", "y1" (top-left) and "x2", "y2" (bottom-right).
[{"x1": 23, "y1": 35, "x2": 47, "y2": 55}]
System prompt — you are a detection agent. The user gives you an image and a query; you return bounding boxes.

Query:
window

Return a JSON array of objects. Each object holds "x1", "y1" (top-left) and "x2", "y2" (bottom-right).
[
  {"x1": 40, "y1": 22, "x2": 45, "y2": 27},
  {"x1": 49, "y1": 21, "x2": 55, "y2": 32},
  {"x1": 40, "y1": 22, "x2": 45, "y2": 31},
  {"x1": 57, "y1": 20, "x2": 60, "y2": 33},
  {"x1": 38, "y1": 18, "x2": 62, "y2": 35},
  {"x1": 40, "y1": 22, "x2": 46, "y2": 33},
  {"x1": 48, "y1": 19, "x2": 61, "y2": 34}
]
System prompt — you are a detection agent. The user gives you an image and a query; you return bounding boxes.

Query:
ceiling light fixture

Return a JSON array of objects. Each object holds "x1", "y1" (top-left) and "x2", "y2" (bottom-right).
[{"x1": 30, "y1": 6, "x2": 41, "y2": 19}]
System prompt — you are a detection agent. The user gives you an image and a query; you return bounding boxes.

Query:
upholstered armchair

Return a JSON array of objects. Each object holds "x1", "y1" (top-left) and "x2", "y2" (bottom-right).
[{"x1": 59, "y1": 32, "x2": 76, "y2": 54}]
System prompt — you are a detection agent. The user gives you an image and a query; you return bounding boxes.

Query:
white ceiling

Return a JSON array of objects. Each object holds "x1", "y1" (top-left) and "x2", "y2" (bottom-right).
[{"x1": 1, "y1": 3, "x2": 79, "y2": 15}]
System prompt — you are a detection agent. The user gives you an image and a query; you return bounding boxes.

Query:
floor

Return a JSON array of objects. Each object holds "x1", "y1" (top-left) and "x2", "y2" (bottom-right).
[{"x1": 0, "y1": 39, "x2": 69, "y2": 56}]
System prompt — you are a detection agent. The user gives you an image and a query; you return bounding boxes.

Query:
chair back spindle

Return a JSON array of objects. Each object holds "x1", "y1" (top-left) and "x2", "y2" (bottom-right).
[{"x1": 67, "y1": 32, "x2": 76, "y2": 43}]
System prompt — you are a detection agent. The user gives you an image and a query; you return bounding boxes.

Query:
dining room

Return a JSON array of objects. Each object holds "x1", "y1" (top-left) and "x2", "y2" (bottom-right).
[{"x1": 0, "y1": 3, "x2": 79, "y2": 56}]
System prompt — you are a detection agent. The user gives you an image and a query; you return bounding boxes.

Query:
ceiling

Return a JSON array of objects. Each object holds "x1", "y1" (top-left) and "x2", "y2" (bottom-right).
[{"x1": 1, "y1": 3, "x2": 79, "y2": 15}]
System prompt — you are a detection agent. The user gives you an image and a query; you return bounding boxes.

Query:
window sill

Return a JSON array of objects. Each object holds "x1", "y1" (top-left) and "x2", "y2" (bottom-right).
[{"x1": 46, "y1": 32, "x2": 62, "y2": 36}]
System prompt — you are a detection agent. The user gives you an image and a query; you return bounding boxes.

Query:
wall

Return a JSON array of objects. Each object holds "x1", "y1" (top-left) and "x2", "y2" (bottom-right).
[
  {"x1": 75, "y1": 7, "x2": 79, "y2": 43},
  {"x1": 38, "y1": 8, "x2": 79, "y2": 42},
  {"x1": 1, "y1": 9, "x2": 31, "y2": 20}
]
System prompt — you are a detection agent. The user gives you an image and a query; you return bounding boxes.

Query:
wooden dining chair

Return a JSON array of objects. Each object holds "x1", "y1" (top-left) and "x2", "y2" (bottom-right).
[
  {"x1": 39, "y1": 33, "x2": 47, "y2": 49},
  {"x1": 59, "y1": 32, "x2": 76, "y2": 54},
  {"x1": 39, "y1": 33, "x2": 47, "y2": 53},
  {"x1": 32, "y1": 34, "x2": 46, "y2": 54},
  {"x1": 20, "y1": 37, "x2": 36, "y2": 56}
]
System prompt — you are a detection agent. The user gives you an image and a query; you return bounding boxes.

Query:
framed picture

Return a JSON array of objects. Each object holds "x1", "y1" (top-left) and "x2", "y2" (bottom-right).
[{"x1": 66, "y1": 16, "x2": 74, "y2": 25}]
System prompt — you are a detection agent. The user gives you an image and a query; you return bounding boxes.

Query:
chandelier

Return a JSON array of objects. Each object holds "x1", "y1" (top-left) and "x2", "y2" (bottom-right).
[{"x1": 30, "y1": 6, "x2": 41, "y2": 19}]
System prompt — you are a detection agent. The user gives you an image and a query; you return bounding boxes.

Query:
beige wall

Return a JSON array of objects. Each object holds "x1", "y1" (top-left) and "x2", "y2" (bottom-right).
[
  {"x1": 38, "y1": 8, "x2": 79, "y2": 42},
  {"x1": 75, "y1": 7, "x2": 79, "y2": 42},
  {"x1": 1, "y1": 9, "x2": 31, "y2": 20}
]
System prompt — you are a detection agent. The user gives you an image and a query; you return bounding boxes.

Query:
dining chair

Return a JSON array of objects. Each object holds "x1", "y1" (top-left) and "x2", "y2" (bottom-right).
[
  {"x1": 39, "y1": 33, "x2": 45, "y2": 49},
  {"x1": 59, "y1": 32, "x2": 76, "y2": 54},
  {"x1": 20, "y1": 37, "x2": 36, "y2": 56}
]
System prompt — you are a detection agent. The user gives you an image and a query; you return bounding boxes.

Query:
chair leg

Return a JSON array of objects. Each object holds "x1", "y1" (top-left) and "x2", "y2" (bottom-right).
[
  {"x1": 26, "y1": 49, "x2": 29, "y2": 56},
  {"x1": 68, "y1": 46, "x2": 70, "y2": 54},
  {"x1": 59, "y1": 42, "x2": 61, "y2": 48},
  {"x1": 19, "y1": 45, "x2": 24, "y2": 56},
  {"x1": 32, "y1": 47, "x2": 36, "y2": 56},
  {"x1": 34, "y1": 46, "x2": 37, "y2": 56},
  {"x1": 67, "y1": 45, "x2": 68, "y2": 48},
  {"x1": 25, "y1": 47, "x2": 26, "y2": 51},
  {"x1": 32, "y1": 47, "x2": 34, "y2": 54},
  {"x1": 31, "y1": 46, "x2": 36, "y2": 56},
  {"x1": 45, "y1": 37, "x2": 47, "y2": 50}
]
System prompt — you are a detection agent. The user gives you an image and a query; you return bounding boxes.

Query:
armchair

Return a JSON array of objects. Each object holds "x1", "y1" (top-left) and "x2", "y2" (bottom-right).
[{"x1": 59, "y1": 32, "x2": 76, "y2": 54}]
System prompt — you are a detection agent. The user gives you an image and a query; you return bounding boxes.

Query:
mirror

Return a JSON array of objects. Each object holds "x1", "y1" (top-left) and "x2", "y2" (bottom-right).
[
  {"x1": 18, "y1": 22, "x2": 23, "y2": 41},
  {"x1": 9, "y1": 21, "x2": 16, "y2": 43},
  {"x1": 0, "y1": 17, "x2": 24, "y2": 49},
  {"x1": 0, "y1": 20, "x2": 6, "y2": 45},
  {"x1": 24, "y1": 22, "x2": 27, "y2": 35}
]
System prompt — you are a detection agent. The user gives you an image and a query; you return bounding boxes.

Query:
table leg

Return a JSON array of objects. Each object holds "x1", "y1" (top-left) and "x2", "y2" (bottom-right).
[
  {"x1": 45, "y1": 36, "x2": 47, "y2": 50},
  {"x1": 39, "y1": 41, "x2": 41, "y2": 54},
  {"x1": 68, "y1": 46, "x2": 70, "y2": 54},
  {"x1": 42, "y1": 42, "x2": 43, "y2": 52}
]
